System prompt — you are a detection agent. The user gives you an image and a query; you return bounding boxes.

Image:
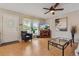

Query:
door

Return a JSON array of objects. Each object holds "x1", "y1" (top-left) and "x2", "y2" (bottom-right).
[{"x1": 2, "y1": 13, "x2": 20, "y2": 43}]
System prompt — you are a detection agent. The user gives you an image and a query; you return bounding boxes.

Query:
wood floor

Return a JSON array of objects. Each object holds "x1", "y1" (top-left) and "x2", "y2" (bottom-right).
[{"x1": 0, "y1": 38, "x2": 78, "y2": 56}]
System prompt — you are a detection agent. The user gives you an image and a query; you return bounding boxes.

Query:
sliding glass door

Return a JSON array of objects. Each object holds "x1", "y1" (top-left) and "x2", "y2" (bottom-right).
[
  {"x1": 22, "y1": 18, "x2": 40, "y2": 38},
  {"x1": 22, "y1": 18, "x2": 32, "y2": 33},
  {"x1": 32, "y1": 20, "x2": 40, "y2": 37}
]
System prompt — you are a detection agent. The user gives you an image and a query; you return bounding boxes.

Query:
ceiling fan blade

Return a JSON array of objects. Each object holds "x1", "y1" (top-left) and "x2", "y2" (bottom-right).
[
  {"x1": 43, "y1": 8, "x2": 50, "y2": 10},
  {"x1": 54, "y1": 3, "x2": 59, "y2": 8},
  {"x1": 55, "y1": 8, "x2": 64, "y2": 11},
  {"x1": 44, "y1": 11, "x2": 50, "y2": 14},
  {"x1": 50, "y1": 6, "x2": 54, "y2": 10}
]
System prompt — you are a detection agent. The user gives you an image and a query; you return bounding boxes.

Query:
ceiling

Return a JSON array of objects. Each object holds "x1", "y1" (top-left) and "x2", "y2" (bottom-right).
[{"x1": 0, "y1": 3, "x2": 79, "y2": 19}]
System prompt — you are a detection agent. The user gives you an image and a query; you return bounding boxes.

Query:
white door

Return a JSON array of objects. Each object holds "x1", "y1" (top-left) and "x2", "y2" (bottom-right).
[{"x1": 2, "y1": 13, "x2": 20, "y2": 43}]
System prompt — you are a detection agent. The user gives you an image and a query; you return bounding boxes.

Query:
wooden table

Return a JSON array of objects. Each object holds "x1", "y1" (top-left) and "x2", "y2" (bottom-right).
[{"x1": 48, "y1": 38, "x2": 73, "y2": 56}]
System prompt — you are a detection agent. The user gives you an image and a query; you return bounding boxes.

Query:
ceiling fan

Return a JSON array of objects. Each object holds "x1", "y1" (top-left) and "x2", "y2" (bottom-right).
[{"x1": 43, "y1": 3, "x2": 64, "y2": 15}]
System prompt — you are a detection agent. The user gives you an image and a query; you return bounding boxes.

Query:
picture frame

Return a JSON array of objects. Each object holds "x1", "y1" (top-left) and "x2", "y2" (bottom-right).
[{"x1": 55, "y1": 17, "x2": 68, "y2": 31}]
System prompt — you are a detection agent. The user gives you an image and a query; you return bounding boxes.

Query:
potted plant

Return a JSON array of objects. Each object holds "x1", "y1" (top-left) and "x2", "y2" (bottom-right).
[
  {"x1": 71, "y1": 26, "x2": 77, "y2": 43},
  {"x1": 44, "y1": 25, "x2": 49, "y2": 30}
]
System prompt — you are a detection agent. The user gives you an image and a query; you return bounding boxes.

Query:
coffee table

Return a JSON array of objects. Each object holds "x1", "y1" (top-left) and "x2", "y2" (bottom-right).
[{"x1": 48, "y1": 38, "x2": 73, "y2": 56}]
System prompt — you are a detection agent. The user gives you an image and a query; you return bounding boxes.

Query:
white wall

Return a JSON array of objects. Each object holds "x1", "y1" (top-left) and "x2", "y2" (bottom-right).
[
  {"x1": 0, "y1": 15, "x2": 3, "y2": 44},
  {"x1": 47, "y1": 10, "x2": 79, "y2": 42},
  {"x1": 67, "y1": 10, "x2": 79, "y2": 42}
]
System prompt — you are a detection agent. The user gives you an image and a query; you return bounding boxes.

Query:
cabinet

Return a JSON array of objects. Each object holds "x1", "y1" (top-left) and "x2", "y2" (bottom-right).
[{"x1": 40, "y1": 29, "x2": 51, "y2": 38}]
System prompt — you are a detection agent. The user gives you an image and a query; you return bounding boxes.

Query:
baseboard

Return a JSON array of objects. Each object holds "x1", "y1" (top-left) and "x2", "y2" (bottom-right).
[{"x1": 0, "y1": 40, "x2": 19, "y2": 47}]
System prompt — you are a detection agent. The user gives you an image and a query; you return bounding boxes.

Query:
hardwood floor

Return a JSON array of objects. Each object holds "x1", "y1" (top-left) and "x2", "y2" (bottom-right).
[{"x1": 0, "y1": 38, "x2": 77, "y2": 56}]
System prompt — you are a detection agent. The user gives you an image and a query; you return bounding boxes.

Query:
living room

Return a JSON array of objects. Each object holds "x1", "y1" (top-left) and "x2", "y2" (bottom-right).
[{"x1": 0, "y1": 3, "x2": 79, "y2": 56}]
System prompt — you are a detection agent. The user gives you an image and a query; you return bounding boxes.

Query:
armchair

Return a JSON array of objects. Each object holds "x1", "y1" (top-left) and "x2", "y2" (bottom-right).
[{"x1": 21, "y1": 31, "x2": 32, "y2": 42}]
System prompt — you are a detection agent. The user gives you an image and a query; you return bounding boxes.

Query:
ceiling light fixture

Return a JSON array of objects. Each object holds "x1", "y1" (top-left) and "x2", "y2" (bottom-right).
[{"x1": 50, "y1": 10, "x2": 54, "y2": 13}]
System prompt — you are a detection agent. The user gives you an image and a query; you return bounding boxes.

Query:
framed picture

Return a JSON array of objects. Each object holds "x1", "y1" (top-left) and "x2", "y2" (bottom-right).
[{"x1": 55, "y1": 17, "x2": 68, "y2": 31}]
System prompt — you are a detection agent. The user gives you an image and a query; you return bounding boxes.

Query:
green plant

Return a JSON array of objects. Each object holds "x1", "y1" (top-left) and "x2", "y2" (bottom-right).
[
  {"x1": 31, "y1": 27, "x2": 37, "y2": 33},
  {"x1": 44, "y1": 25, "x2": 49, "y2": 29}
]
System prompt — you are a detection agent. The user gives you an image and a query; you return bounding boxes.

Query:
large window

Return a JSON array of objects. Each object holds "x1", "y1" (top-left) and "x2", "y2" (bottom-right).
[
  {"x1": 32, "y1": 20, "x2": 40, "y2": 36},
  {"x1": 22, "y1": 18, "x2": 40, "y2": 36},
  {"x1": 22, "y1": 18, "x2": 32, "y2": 33},
  {"x1": 40, "y1": 23, "x2": 50, "y2": 30}
]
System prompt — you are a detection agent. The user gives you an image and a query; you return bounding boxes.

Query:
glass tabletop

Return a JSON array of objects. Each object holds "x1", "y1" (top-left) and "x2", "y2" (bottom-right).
[{"x1": 49, "y1": 38, "x2": 70, "y2": 45}]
